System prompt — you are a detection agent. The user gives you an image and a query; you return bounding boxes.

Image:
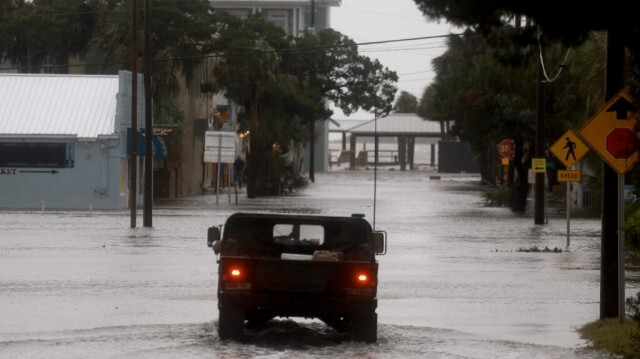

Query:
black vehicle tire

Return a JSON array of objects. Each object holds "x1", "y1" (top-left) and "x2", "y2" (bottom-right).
[
  {"x1": 218, "y1": 306, "x2": 244, "y2": 340},
  {"x1": 351, "y1": 311, "x2": 377, "y2": 343}
]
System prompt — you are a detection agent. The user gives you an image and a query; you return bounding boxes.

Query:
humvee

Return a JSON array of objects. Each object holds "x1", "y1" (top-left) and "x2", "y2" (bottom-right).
[{"x1": 207, "y1": 212, "x2": 386, "y2": 343}]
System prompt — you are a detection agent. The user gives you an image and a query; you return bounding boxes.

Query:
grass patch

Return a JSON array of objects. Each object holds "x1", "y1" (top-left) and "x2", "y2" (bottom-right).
[
  {"x1": 515, "y1": 246, "x2": 563, "y2": 253},
  {"x1": 578, "y1": 319, "x2": 640, "y2": 358}
]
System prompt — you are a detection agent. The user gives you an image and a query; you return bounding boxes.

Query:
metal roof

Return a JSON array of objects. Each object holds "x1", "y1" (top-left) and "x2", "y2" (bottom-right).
[
  {"x1": 328, "y1": 119, "x2": 371, "y2": 132},
  {"x1": 0, "y1": 73, "x2": 119, "y2": 139},
  {"x1": 210, "y1": 0, "x2": 341, "y2": 6},
  {"x1": 348, "y1": 113, "x2": 443, "y2": 137}
]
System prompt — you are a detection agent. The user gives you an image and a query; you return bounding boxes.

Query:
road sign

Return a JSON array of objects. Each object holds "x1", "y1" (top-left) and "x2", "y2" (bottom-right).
[
  {"x1": 557, "y1": 170, "x2": 581, "y2": 182},
  {"x1": 152, "y1": 125, "x2": 174, "y2": 136},
  {"x1": 579, "y1": 90, "x2": 640, "y2": 175},
  {"x1": 204, "y1": 131, "x2": 236, "y2": 163},
  {"x1": 532, "y1": 158, "x2": 546, "y2": 173},
  {"x1": 498, "y1": 139, "x2": 514, "y2": 159},
  {"x1": 549, "y1": 129, "x2": 589, "y2": 169}
]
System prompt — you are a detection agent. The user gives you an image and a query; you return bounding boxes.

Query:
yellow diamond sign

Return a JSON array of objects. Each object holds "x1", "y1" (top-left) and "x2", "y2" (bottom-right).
[
  {"x1": 549, "y1": 129, "x2": 589, "y2": 169},
  {"x1": 579, "y1": 90, "x2": 640, "y2": 175}
]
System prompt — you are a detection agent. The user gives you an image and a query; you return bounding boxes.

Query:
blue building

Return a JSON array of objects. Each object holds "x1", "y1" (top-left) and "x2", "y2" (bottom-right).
[{"x1": 0, "y1": 71, "x2": 160, "y2": 210}]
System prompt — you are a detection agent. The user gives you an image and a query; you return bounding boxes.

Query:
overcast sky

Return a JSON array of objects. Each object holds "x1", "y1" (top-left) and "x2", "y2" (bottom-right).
[{"x1": 329, "y1": 0, "x2": 458, "y2": 119}]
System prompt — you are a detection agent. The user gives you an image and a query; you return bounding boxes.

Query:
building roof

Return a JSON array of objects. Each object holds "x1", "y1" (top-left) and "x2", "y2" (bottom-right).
[
  {"x1": 328, "y1": 119, "x2": 371, "y2": 132},
  {"x1": 0, "y1": 73, "x2": 119, "y2": 139},
  {"x1": 210, "y1": 0, "x2": 341, "y2": 6},
  {"x1": 348, "y1": 113, "x2": 443, "y2": 137}
]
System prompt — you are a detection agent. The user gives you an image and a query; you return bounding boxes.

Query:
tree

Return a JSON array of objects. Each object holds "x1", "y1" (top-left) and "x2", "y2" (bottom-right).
[
  {"x1": 413, "y1": 0, "x2": 639, "y2": 46},
  {"x1": 394, "y1": 91, "x2": 418, "y2": 113},
  {"x1": 0, "y1": 0, "x2": 105, "y2": 73},
  {"x1": 84, "y1": 0, "x2": 216, "y2": 166},
  {"x1": 421, "y1": 26, "x2": 588, "y2": 211},
  {"x1": 212, "y1": 15, "x2": 398, "y2": 196}
]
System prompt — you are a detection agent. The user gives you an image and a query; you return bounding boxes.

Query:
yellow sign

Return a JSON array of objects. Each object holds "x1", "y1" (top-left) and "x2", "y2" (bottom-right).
[
  {"x1": 501, "y1": 158, "x2": 509, "y2": 166},
  {"x1": 579, "y1": 90, "x2": 640, "y2": 175},
  {"x1": 557, "y1": 170, "x2": 582, "y2": 182},
  {"x1": 532, "y1": 158, "x2": 546, "y2": 173},
  {"x1": 549, "y1": 129, "x2": 589, "y2": 168}
]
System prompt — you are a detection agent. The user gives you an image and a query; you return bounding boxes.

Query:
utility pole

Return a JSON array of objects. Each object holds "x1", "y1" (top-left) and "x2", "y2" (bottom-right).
[
  {"x1": 130, "y1": 0, "x2": 138, "y2": 229},
  {"x1": 534, "y1": 32, "x2": 546, "y2": 225},
  {"x1": 308, "y1": 0, "x2": 316, "y2": 183},
  {"x1": 600, "y1": 27, "x2": 624, "y2": 319},
  {"x1": 143, "y1": 0, "x2": 152, "y2": 227},
  {"x1": 247, "y1": 82, "x2": 258, "y2": 199}
]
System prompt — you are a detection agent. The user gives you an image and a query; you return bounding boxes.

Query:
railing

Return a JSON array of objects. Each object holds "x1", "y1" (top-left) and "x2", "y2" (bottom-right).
[
  {"x1": 329, "y1": 150, "x2": 401, "y2": 166},
  {"x1": 582, "y1": 190, "x2": 601, "y2": 209}
]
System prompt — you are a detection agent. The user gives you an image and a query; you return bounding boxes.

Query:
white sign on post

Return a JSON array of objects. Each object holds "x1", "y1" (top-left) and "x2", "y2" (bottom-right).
[{"x1": 204, "y1": 131, "x2": 236, "y2": 163}]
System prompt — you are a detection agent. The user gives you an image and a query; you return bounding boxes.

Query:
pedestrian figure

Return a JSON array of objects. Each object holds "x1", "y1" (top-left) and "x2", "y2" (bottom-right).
[
  {"x1": 563, "y1": 137, "x2": 576, "y2": 161},
  {"x1": 233, "y1": 156, "x2": 245, "y2": 189}
]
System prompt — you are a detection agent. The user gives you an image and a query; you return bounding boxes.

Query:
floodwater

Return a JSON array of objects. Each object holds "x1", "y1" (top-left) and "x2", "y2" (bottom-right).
[{"x1": 1, "y1": 169, "x2": 638, "y2": 358}]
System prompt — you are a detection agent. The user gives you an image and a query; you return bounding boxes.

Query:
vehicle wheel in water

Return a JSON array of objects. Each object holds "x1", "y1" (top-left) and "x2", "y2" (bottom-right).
[
  {"x1": 351, "y1": 311, "x2": 377, "y2": 343},
  {"x1": 218, "y1": 307, "x2": 244, "y2": 340}
]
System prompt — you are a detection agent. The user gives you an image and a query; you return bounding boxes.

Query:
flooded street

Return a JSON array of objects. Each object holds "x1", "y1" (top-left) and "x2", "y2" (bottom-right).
[{"x1": 1, "y1": 169, "x2": 637, "y2": 358}]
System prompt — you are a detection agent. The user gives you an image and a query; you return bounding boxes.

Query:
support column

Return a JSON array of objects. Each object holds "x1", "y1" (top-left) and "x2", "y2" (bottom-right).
[
  {"x1": 398, "y1": 135, "x2": 407, "y2": 171},
  {"x1": 430, "y1": 144, "x2": 435, "y2": 167},
  {"x1": 349, "y1": 135, "x2": 356, "y2": 170},
  {"x1": 408, "y1": 136, "x2": 415, "y2": 170}
]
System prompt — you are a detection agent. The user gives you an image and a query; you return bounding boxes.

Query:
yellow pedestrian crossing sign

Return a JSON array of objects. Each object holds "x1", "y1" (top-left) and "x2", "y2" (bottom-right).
[{"x1": 549, "y1": 129, "x2": 589, "y2": 168}]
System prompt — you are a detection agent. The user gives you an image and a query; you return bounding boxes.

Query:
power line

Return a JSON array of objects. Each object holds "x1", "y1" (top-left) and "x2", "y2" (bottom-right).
[{"x1": 0, "y1": 34, "x2": 460, "y2": 72}]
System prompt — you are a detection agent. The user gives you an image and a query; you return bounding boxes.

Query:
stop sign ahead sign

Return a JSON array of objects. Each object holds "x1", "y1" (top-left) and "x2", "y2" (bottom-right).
[{"x1": 579, "y1": 90, "x2": 640, "y2": 175}]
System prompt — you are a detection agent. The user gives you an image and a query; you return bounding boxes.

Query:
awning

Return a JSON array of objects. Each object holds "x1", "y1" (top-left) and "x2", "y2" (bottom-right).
[{"x1": 126, "y1": 128, "x2": 168, "y2": 157}]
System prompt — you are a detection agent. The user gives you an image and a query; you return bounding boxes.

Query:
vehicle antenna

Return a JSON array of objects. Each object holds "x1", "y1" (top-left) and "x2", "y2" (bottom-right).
[{"x1": 373, "y1": 109, "x2": 378, "y2": 231}]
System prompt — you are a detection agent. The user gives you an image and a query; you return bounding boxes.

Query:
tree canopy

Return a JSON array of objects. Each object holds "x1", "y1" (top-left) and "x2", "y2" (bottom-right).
[
  {"x1": 413, "y1": 0, "x2": 640, "y2": 46},
  {"x1": 211, "y1": 13, "x2": 397, "y2": 195}
]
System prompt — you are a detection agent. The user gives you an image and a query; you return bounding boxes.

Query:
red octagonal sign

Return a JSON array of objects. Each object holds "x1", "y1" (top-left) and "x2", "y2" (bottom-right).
[{"x1": 606, "y1": 127, "x2": 637, "y2": 159}]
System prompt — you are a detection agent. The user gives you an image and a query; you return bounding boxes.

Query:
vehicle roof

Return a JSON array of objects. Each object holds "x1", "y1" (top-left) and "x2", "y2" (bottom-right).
[{"x1": 221, "y1": 212, "x2": 373, "y2": 254}]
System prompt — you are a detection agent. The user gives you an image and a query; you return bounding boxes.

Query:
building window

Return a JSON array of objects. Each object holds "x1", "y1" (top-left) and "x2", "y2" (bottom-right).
[
  {"x1": 226, "y1": 9, "x2": 251, "y2": 19},
  {"x1": 268, "y1": 10, "x2": 288, "y2": 32}
]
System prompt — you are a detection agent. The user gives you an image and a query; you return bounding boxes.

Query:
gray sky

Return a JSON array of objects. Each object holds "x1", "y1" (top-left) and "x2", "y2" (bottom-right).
[{"x1": 329, "y1": 0, "x2": 457, "y2": 119}]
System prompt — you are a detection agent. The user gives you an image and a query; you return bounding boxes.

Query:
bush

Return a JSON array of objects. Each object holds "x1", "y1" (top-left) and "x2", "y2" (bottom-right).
[
  {"x1": 625, "y1": 202, "x2": 640, "y2": 250},
  {"x1": 627, "y1": 291, "x2": 640, "y2": 324},
  {"x1": 484, "y1": 187, "x2": 511, "y2": 207}
]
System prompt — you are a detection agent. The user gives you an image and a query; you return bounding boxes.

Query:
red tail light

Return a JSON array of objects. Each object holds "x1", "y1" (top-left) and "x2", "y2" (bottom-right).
[
  {"x1": 221, "y1": 264, "x2": 251, "y2": 291},
  {"x1": 355, "y1": 271, "x2": 376, "y2": 287},
  {"x1": 222, "y1": 266, "x2": 244, "y2": 282}
]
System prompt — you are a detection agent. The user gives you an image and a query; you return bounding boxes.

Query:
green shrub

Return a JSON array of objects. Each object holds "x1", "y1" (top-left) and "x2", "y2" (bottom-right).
[
  {"x1": 627, "y1": 291, "x2": 640, "y2": 324},
  {"x1": 624, "y1": 202, "x2": 640, "y2": 250},
  {"x1": 484, "y1": 187, "x2": 511, "y2": 207}
]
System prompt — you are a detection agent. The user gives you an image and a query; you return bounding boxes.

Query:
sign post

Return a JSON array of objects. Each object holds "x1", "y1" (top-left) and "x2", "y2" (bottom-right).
[
  {"x1": 579, "y1": 90, "x2": 640, "y2": 322},
  {"x1": 205, "y1": 131, "x2": 236, "y2": 205},
  {"x1": 549, "y1": 129, "x2": 590, "y2": 247},
  {"x1": 498, "y1": 139, "x2": 514, "y2": 185}
]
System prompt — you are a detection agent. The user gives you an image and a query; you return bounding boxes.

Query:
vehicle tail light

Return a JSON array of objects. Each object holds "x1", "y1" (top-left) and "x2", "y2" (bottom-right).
[
  {"x1": 222, "y1": 266, "x2": 244, "y2": 281},
  {"x1": 347, "y1": 270, "x2": 376, "y2": 295},
  {"x1": 221, "y1": 264, "x2": 251, "y2": 291}
]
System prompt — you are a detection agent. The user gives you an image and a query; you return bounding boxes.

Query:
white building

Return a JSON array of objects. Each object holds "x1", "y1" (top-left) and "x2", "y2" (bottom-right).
[{"x1": 0, "y1": 71, "x2": 159, "y2": 210}]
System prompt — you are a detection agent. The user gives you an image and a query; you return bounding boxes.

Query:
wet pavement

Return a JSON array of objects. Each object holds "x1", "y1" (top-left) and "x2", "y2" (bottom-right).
[{"x1": 1, "y1": 169, "x2": 637, "y2": 358}]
